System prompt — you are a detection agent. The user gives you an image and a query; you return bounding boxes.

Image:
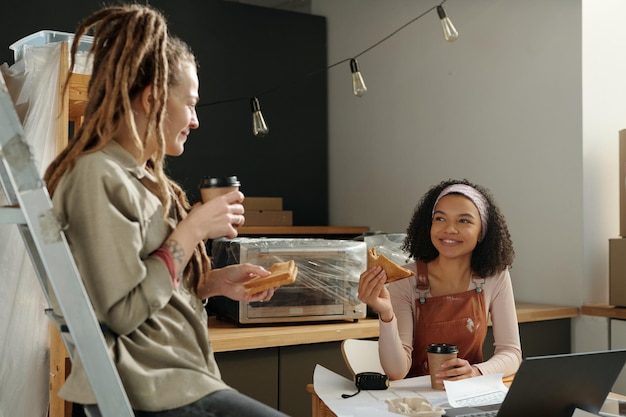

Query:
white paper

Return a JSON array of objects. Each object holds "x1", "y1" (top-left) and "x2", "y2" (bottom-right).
[
  {"x1": 312, "y1": 366, "x2": 611, "y2": 416},
  {"x1": 313, "y1": 364, "x2": 450, "y2": 417},
  {"x1": 599, "y1": 397, "x2": 626, "y2": 417},
  {"x1": 572, "y1": 408, "x2": 601, "y2": 417},
  {"x1": 443, "y1": 373, "x2": 508, "y2": 408}
]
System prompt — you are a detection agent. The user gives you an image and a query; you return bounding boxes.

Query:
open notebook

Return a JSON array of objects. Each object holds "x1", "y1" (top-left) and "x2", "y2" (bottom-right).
[{"x1": 444, "y1": 349, "x2": 626, "y2": 417}]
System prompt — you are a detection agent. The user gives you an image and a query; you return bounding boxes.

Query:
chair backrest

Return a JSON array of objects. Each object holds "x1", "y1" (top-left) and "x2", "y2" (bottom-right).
[{"x1": 341, "y1": 338, "x2": 384, "y2": 377}]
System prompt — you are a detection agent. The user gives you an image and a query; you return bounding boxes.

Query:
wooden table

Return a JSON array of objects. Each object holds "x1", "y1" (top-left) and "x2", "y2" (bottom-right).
[
  {"x1": 307, "y1": 385, "x2": 626, "y2": 417},
  {"x1": 308, "y1": 384, "x2": 337, "y2": 417}
]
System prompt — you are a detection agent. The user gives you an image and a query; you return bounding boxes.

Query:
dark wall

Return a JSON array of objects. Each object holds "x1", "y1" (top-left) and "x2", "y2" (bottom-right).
[{"x1": 0, "y1": 0, "x2": 328, "y2": 225}]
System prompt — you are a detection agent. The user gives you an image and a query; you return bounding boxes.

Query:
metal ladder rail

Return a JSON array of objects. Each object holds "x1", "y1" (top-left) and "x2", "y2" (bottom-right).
[{"x1": 0, "y1": 76, "x2": 134, "y2": 417}]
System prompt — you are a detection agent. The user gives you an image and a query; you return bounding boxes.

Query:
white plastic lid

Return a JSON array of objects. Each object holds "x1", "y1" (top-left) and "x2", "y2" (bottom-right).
[{"x1": 9, "y1": 30, "x2": 94, "y2": 62}]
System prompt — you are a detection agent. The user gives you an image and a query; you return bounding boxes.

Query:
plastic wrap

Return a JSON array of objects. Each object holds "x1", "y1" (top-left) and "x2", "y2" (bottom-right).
[
  {"x1": 364, "y1": 233, "x2": 413, "y2": 266},
  {"x1": 210, "y1": 238, "x2": 368, "y2": 323},
  {"x1": 0, "y1": 40, "x2": 85, "y2": 417},
  {"x1": 214, "y1": 238, "x2": 365, "y2": 301}
]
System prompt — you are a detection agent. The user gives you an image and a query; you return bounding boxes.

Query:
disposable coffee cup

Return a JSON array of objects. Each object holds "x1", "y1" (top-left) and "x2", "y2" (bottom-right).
[
  {"x1": 199, "y1": 176, "x2": 241, "y2": 203},
  {"x1": 426, "y1": 343, "x2": 458, "y2": 390}
]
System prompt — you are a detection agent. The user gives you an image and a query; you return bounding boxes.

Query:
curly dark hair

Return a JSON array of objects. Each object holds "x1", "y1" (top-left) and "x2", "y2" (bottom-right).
[{"x1": 402, "y1": 179, "x2": 515, "y2": 277}]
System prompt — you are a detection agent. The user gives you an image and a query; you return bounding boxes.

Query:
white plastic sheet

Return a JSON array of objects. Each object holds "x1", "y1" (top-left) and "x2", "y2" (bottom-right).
[{"x1": 0, "y1": 41, "x2": 67, "y2": 417}]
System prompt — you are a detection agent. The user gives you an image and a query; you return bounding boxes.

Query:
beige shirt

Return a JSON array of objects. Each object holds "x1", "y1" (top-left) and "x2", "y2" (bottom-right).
[
  {"x1": 379, "y1": 265, "x2": 522, "y2": 379},
  {"x1": 52, "y1": 142, "x2": 230, "y2": 411}
]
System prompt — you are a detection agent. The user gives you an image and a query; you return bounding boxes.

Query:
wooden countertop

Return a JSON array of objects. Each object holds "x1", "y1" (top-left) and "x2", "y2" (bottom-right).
[
  {"x1": 514, "y1": 302, "x2": 579, "y2": 323},
  {"x1": 208, "y1": 317, "x2": 380, "y2": 352},
  {"x1": 208, "y1": 302, "x2": 579, "y2": 353},
  {"x1": 582, "y1": 304, "x2": 626, "y2": 319}
]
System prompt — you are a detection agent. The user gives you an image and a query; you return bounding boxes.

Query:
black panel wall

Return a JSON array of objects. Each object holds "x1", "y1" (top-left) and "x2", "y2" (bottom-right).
[{"x1": 0, "y1": 0, "x2": 328, "y2": 225}]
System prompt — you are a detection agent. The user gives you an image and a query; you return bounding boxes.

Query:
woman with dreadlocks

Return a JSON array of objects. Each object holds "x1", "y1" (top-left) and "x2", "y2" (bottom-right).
[{"x1": 44, "y1": 4, "x2": 288, "y2": 417}]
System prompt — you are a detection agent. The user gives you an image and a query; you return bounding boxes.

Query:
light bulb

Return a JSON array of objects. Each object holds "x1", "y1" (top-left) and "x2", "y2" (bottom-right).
[
  {"x1": 437, "y1": 5, "x2": 459, "y2": 42},
  {"x1": 350, "y1": 58, "x2": 367, "y2": 97},
  {"x1": 250, "y1": 97, "x2": 269, "y2": 137}
]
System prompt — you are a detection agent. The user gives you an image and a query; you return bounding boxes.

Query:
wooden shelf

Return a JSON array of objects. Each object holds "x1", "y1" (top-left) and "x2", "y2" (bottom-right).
[
  {"x1": 237, "y1": 225, "x2": 369, "y2": 236},
  {"x1": 66, "y1": 73, "x2": 89, "y2": 121}
]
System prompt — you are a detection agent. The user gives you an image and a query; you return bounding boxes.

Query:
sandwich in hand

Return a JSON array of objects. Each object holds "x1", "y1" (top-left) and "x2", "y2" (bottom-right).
[
  {"x1": 244, "y1": 260, "x2": 298, "y2": 296},
  {"x1": 367, "y1": 247, "x2": 414, "y2": 283}
]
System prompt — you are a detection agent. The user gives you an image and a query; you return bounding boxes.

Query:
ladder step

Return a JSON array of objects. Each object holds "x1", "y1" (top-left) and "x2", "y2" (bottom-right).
[{"x1": 0, "y1": 206, "x2": 26, "y2": 224}]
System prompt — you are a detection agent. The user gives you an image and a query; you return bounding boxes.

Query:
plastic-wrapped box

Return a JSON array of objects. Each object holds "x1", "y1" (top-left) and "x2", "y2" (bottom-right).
[
  {"x1": 209, "y1": 238, "x2": 367, "y2": 324},
  {"x1": 9, "y1": 30, "x2": 93, "y2": 72}
]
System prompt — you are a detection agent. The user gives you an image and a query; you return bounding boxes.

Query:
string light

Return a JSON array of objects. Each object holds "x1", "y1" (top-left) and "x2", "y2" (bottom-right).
[
  {"x1": 350, "y1": 59, "x2": 367, "y2": 97},
  {"x1": 250, "y1": 97, "x2": 269, "y2": 137},
  {"x1": 436, "y1": 5, "x2": 459, "y2": 42},
  {"x1": 198, "y1": 1, "x2": 457, "y2": 137}
]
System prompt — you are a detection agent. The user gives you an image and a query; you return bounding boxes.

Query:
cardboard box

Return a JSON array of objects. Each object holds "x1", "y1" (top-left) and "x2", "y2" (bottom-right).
[
  {"x1": 243, "y1": 197, "x2": 283, "y2": 211},
  {"x1": 619, "y1": 129, "x2": 626, "y2": 237},
  {"x1": 245, "y1": 210, "x2": 293, "y2": 226},
  {"x1": 609, "y1": 238, "x2": 626, "y2": 307}
]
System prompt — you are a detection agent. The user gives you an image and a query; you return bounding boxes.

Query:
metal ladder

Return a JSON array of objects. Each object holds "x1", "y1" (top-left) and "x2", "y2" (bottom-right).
[{"x1": 0, "y1": 70, "x2": 134, "y2": 417}]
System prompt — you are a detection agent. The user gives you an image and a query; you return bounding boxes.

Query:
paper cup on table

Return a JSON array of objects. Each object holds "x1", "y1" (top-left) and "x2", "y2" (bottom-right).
[
  {"x1": 199, "y1": 176, "x2": 240, "y2": 202},
  {"x1": 426, "y1": 343, "x2": 458, "y2": 390}
]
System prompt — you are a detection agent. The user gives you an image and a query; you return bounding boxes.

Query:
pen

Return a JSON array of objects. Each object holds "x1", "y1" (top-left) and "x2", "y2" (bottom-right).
[{"x1": 502, "y1": 376, "x2": 515, "y2": 385}]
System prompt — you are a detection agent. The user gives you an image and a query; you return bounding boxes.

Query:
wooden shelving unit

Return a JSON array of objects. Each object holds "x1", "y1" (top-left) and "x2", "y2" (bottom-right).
[{"x1": 49, "y1": 40, "x2": 90, "y2": 417}]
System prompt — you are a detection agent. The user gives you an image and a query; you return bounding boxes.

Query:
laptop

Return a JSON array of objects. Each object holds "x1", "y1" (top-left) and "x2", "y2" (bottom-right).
[{"x1": 444, "y1": 349, "x2": 626, "y2": 417}]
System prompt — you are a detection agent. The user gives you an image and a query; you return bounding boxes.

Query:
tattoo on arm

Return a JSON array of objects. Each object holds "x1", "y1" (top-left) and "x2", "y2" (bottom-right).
[{"x1": 164, "y1": 239, "x2": 185, "y2": 268}]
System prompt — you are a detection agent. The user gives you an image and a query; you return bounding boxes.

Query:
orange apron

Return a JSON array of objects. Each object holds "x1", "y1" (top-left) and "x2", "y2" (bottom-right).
[{"x1": 408, "y1": 261, "x2": 487, "y2": 377}]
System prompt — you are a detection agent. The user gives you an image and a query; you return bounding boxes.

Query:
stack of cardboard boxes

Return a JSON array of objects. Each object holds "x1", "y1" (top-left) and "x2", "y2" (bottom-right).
[
  {"x1": 243, "y1": 197, "x2": 293, "y2": 226},
  {"x1": 610, "y1": 131, "x2": 626, "y2": 307}
]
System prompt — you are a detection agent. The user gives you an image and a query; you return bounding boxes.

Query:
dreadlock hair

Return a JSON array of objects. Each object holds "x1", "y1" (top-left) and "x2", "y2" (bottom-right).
[
  {"x1": 402, "y1": 179, "x2": 515, "y2": 278},
  {"x1": 43, "y1": 4, "x2": 210, "y2": 295}
]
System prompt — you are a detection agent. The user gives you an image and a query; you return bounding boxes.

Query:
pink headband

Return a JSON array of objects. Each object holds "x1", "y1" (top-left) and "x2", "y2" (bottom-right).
[{"x1": 432, "y1": 184, "x2": 489, "y2": 241}]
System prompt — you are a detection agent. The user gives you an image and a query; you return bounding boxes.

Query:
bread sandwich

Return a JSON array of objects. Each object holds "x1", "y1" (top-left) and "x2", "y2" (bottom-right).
[
  {"x1": 367, "y1": 247, "x2": 414, "y2": 283},
  {"x1": 244, "y1": 260, "x2": 298, "y2": 296}
]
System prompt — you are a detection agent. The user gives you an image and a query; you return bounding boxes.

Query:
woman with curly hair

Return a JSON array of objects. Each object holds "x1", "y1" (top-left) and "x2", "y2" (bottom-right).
[
  {"x1": 358, "y1": 179, "x2": 521, "y2": 383},
  {"x1": 45, "y1": 4, "x2": 289, "y2": 417}
]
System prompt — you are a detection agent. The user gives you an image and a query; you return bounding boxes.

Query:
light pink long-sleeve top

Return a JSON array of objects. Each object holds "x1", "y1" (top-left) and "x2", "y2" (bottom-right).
[{"x1": 378, "y1": 264, "x2": 522, "y2": 380}]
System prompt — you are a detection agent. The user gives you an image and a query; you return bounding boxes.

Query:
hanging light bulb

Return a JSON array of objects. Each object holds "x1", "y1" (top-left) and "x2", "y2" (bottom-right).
[
  {"x1": 349, "y1": 58, "x2": 367, "y2": 97},
  {"x1": 437, "y1": 5, "x2": 459, "y2": 42},
  {"x1": 250, "y1": 97, "x2": 269, "y2": 137}
]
